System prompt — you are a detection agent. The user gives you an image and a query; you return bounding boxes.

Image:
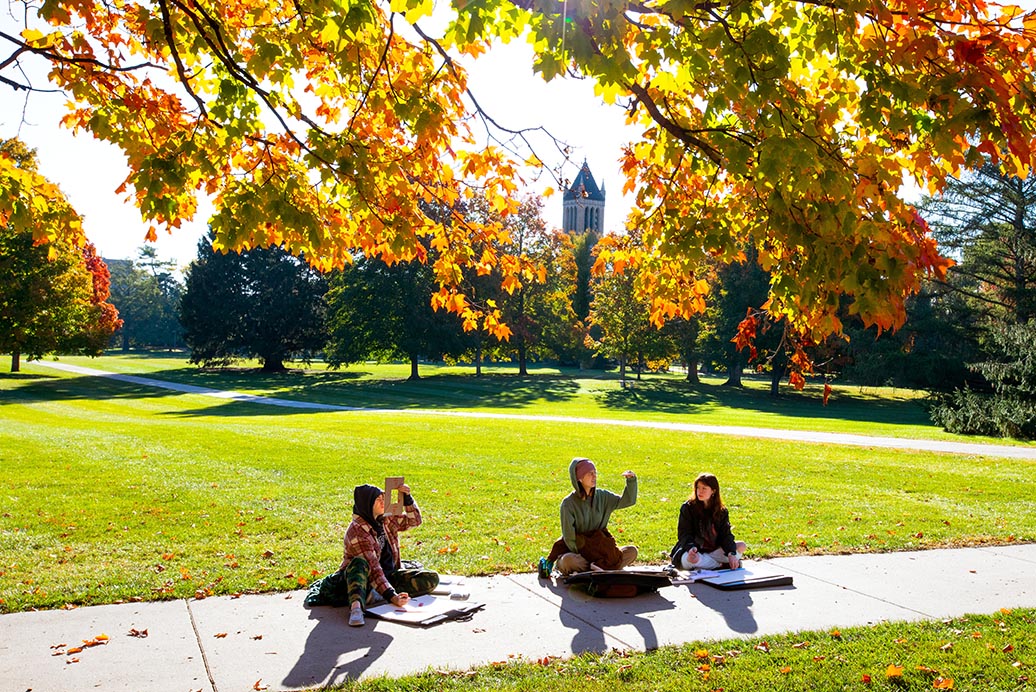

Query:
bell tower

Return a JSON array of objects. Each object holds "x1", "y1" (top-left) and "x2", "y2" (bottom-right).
[{"x1": 562, "y1": 160, "x2": 606, "y2": 238}]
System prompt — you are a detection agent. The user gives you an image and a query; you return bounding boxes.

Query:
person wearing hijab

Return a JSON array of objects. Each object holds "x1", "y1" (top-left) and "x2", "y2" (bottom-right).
[{"x1": 340, "y1": 482, "x2": 438, "y2": 626}]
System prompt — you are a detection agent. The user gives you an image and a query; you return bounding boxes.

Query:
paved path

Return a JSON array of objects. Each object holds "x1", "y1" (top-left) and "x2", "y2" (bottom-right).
[
  {"x1": 30, "y1": 360, "x2": 1036, "y2": 460},
  {"x1": 2, "y1": 545, "x2": 1035, "y2": 691}
]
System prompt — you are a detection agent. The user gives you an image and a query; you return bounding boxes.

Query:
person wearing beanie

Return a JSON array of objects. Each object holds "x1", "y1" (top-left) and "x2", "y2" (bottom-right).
[
  {"x1": 546, "y1": 457, "x2": 639, "y2": 575},
  {"x1": 339, "y1": 482, "x2": 438, "y2": 626}
]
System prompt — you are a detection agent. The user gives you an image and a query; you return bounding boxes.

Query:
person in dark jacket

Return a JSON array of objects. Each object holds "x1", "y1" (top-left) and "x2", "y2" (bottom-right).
[
  {"x1": 340, "y1": 483, "x2": 438, "y2": 627},
  {"x1": 670, "y1": 472, "x2": 746, "y2": 571}
]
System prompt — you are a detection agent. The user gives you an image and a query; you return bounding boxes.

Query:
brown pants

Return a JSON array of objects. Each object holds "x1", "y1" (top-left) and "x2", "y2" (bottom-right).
[{"x1": 556, "y1": 545, "x2": 638, "y2": 575}]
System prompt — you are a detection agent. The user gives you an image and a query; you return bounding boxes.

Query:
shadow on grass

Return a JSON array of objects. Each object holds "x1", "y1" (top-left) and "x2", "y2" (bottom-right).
[
  {"x1": 596, "y1": 377, "x2": 932, "y2": 427},
  {"x1": 3, "y1": 363, "x2": 930, "y2": 430},
  {"x1": 162, "y1": 372, "x2": 584, "y2": 417},
  {"x1": 0, "y1": 371, "x2": 178, "y2": 404},
  {"x1": 1, "y1": 367, "x2": 584, "y2": 415}
]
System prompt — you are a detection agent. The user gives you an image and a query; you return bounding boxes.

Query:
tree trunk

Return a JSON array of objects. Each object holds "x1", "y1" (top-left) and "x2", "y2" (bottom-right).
[
  {"x1": 723, "y1": 350, "x2": 743, "y2": 387},
  {"x1": 409, "y1": 354, "x2": 420, "y2": 380},
  {"x1": 685, "y1": 358, "x2": 700, "y2": 384},
  {"x1": 11, "y1": 350, "x2": 21, "y2": 373},
  {"x1": 475, "y1": 341, "x2": 482, "y2": 377},
  {"x1": 619, "y1": 354, "x2": 627, "y2": 385},
  {"x1": 261, "y1": 358, "x2": 286, "y2": 373},
  {"x1": 518, "y1": 339, "x2": 528, "y2": 376},
  {"x1": 769, "y1": 366, "x2": 783, "y2": 397}
]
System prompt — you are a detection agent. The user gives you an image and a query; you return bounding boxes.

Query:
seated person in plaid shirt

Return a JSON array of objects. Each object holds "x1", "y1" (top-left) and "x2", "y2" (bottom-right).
[{"x1": 340, "y1": 483, "x2": 439, "y2": 626}]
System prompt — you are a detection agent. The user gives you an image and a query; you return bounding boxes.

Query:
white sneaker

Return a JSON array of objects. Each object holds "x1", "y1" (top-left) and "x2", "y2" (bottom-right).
[{"x1": 348, "y1": 607, "x2": 364, "y2": 627}]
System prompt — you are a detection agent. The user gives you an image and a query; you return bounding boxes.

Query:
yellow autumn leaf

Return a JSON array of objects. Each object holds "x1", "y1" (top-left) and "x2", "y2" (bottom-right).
[{"x1": 887, "y1": 664, "x2": 905, "y2": 678}]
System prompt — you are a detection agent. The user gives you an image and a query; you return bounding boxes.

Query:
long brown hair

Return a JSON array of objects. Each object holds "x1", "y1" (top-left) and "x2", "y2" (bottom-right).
[{"x1": 689, "y1": 472, "x2": 725, "y2": 520}]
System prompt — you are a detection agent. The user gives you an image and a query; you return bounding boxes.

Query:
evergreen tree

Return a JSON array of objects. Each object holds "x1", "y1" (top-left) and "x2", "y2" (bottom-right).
[
  {"x1": 179, "y1": 233, "x2": 327, "y2": 371},
  {"x1": 325, "y1": 248, "x2": 469, "y2": 380}
]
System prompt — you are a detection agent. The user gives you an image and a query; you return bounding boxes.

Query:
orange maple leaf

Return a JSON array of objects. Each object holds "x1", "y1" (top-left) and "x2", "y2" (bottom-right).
[
  {"x1": 887, "y1": 664, "x2": 905, "y2": 678},
  {"x1": 933, "y1": 677, "x2": 954, "y2": 689}
]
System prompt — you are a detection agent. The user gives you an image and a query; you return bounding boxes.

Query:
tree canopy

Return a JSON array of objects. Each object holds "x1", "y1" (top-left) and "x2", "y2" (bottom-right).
[
  {"x1": 180, "y1": 234, "x2": 328, "y2": 371},
  {"x1": 4, "y1": 0, "x2": 1036, "y2": 351},
  {"x1": 0, "y1": 138, "x2": 120, "y2": 371}
]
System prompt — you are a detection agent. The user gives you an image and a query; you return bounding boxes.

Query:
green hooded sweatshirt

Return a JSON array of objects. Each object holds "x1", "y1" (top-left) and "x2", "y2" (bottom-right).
[{"x1": 560, "y1": 457, "x2": 638, "y2": 552}]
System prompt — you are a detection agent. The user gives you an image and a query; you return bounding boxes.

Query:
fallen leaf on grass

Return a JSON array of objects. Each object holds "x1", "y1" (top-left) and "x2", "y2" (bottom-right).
[
  {"x1": 780, "y1": 666, "x2": 792, "y2": 674},
  {"x1": 694, "y1": 649, "x2": 710, "y2": 659},
  {"x1": 862, "y1": 673, "x2": 872, "y2": 684},
  {"x1": 940, "y1": 642, "x2": 953, "y2": 652},
  {"x1": 754, "y1": 642, "x2": 770, "y2": 653},
  {"x1": 887, "y1": 664, "x2": 905, "y2": 678},
  {"x1": 1003, "y1": 644, "x2": 1015, "y2": 653},
  {"x1": 792, "y1": 641, "x2": 810, "y2": 649},
  {"x1": 933, "y1": 677, "x2": 954, "y2": 689}
]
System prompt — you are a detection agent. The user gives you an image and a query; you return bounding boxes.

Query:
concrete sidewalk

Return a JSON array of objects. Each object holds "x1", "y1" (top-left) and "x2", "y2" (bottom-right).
[{"x1": 3, "y1": 545, "x2": 1035, "y2": 692}]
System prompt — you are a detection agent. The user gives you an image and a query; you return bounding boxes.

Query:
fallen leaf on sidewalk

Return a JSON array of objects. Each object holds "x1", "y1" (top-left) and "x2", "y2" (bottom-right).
[
  {"x1": 214, "y1": 632, "x2": 228, "y2": 638},
  {"x1": 128, "y1": 628, "x2": 148, "y2": 638},
  {"x1": 252, "y1": 679, "x2": 268, "y2": 690}
]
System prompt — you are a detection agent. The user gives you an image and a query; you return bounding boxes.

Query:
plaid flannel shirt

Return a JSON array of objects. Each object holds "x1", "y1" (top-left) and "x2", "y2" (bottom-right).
[{"x1": 339, "y1": 500, "x2": 422, "y2": 597}]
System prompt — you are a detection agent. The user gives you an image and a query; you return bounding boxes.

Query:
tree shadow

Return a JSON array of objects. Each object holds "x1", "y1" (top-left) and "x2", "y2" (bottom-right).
[
  {"x1": 281, "y1": 607, "x2": 395, "y2": 689},
  {"x1": 0, "y1": 371, "x2": 178, "y2": 405},
  {"x1": 596, "y1": 377, "x2": 932, "y2": 428}
]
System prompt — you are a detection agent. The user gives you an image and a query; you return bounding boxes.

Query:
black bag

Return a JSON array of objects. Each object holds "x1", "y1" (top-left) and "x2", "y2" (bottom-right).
[{"x1": 564, "y1": 568, "x2": 675, "y2": 598}]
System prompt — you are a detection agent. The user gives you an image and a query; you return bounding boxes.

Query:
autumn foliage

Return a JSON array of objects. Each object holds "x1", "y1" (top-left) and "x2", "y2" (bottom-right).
[{"x1": 5, "y1": 1, "x2": 1036, "y2": 346}]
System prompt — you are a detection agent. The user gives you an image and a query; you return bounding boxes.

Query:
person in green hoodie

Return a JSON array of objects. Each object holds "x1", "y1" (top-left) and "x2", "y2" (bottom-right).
[{"x1": 546, "y1": 457, "x2": 639, "y2": 575}]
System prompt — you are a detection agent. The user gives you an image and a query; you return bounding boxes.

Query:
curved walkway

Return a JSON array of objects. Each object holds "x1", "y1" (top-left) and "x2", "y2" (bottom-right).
[{"x1": 31, "y1": 360, "x2": 1036, "y2": 460}]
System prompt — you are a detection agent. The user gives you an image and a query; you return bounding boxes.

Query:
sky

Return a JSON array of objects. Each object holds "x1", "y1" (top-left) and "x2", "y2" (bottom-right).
[{"x1": 0, "y1": 11, "x2": 640, "y2": 272}]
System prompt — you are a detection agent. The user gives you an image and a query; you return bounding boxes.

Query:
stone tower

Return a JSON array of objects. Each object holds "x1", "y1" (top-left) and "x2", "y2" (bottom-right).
[{"x1": 562, "y1": 160, "x2": 606, "y2": 237}]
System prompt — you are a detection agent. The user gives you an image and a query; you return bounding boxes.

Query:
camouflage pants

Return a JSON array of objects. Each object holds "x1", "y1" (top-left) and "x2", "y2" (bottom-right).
[{"x1": 344, "y1": 556, "x2": 439, "y2": 607}]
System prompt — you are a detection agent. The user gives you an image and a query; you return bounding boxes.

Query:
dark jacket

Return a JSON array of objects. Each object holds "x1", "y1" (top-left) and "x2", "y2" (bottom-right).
[{"x1": 670, "y1": 501, "x2": 737, "y2": 565}]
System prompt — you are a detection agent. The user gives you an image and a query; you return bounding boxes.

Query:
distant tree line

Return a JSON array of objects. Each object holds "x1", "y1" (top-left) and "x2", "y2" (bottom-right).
[{"x1": 14, "y1": 157, "x2": 1034, "y2": 438}]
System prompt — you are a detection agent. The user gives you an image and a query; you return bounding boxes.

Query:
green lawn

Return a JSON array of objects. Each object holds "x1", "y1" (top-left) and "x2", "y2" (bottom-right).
[
  {"x1": 35, "y1": 352, "x2": 1027, "y2": 442},
  {"x1": 2, "y1": 354, "x2": 1033, "y2": 614}
]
